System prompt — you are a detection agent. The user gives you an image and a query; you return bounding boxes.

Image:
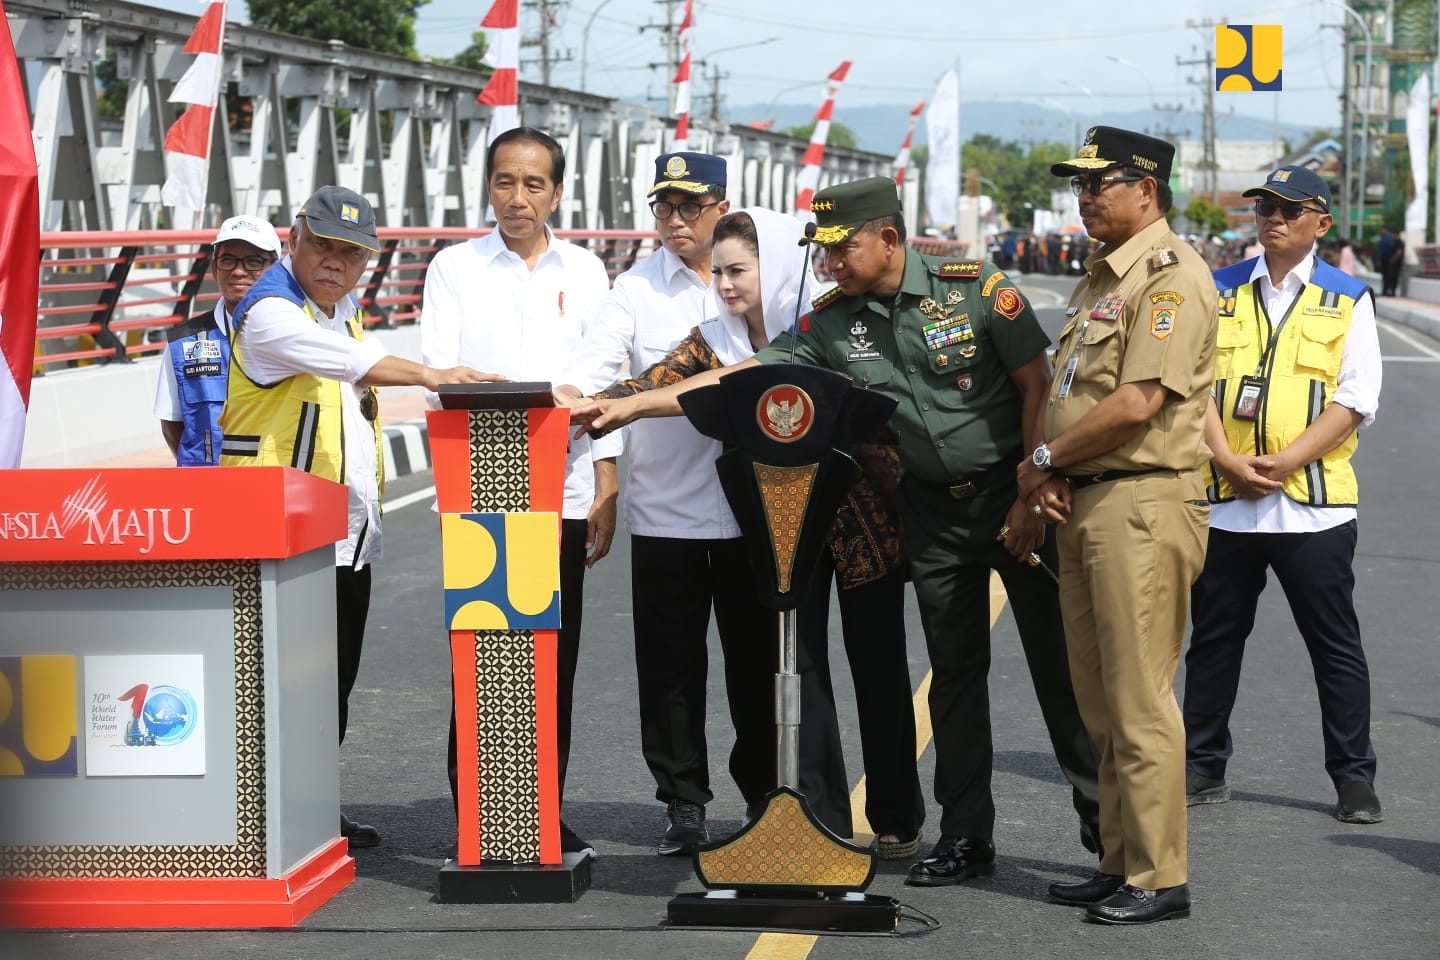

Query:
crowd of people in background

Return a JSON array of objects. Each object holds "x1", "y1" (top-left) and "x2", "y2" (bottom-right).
[{"x1": 994, "y1": 224, "x2": 1403, "y2": 289}]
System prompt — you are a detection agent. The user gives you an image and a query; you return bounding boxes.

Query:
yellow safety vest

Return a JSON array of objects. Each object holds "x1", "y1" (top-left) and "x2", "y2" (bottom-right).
[
  {"x1": 1208, "y1": 259, "x2": 1364, "y2": 506},
  {"x1": 220, "y1": 297, "x2": 383, "y2": 494}
]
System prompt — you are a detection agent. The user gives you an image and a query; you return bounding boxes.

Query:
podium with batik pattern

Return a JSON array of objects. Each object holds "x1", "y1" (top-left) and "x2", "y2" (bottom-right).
[{"x1": 428, "y1": 383, "x2": 589, "y2": 903}]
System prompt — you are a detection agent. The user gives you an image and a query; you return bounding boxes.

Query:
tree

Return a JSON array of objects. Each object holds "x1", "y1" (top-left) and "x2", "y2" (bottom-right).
[
  {"x1": 785, "y1": 121, "x2": 858, "y2": 151},
  {"x1": 246, "y1": 0, "x2": 430, "y2": 59},
  {"x1": 440, "y1": 31, "x2": 490, "y2": 72},
  {"x1": 952, "y1": 134, "x2": 1071, "y2": 224},
  {"x1": 1184, "y1": 196, "x2": 1230, "y2": 237}
]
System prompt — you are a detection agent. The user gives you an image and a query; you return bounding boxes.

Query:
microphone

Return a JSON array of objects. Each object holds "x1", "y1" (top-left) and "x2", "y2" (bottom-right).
[{"x1": 789, "y1": 222, "x2": 818, "y2": 364}]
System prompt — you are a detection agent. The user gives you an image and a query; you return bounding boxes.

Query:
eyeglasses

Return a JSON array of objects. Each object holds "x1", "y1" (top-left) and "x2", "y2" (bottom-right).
[
  {"x1": 649, "y1": 199, "x2": 720, "y2": 222},
  {"x1": 1253, "y1": 199, "x2": 1325, "y2": 222},
  {"x1": 1069, "y1": 174, "x2": 1145, "y2": 198},
  {"x1": 214, "y1": 253, "x2": 277, "y2": 272}
]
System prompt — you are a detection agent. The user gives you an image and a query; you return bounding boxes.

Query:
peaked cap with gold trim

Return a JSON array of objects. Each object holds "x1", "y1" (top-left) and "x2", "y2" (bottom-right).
[
  {"x1": 647, "y1": 151, "x2": 727, "y2": 197},
  {"x1": 803, "y1": 176, "x2": 902, "y2": 246},
  {"x1": 1050, "y1": 125, "x2": 1175, "y2": 182}
]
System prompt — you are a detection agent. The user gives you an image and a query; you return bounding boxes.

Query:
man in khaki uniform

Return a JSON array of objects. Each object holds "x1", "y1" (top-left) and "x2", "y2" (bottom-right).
[{"x1": 1016, "y1": 126, "x2": 1216, "y2": 925}]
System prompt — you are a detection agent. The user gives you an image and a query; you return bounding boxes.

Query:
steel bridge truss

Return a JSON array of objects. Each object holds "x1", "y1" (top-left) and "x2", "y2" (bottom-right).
[{"x1": 11, "y1": 0, "x2": 890, "y2": 233}]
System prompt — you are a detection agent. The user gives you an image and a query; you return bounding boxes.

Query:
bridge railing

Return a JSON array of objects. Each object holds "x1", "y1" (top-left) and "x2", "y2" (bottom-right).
[{"x1": 34, "y1": 229, "x2": 967, "y2": 373}]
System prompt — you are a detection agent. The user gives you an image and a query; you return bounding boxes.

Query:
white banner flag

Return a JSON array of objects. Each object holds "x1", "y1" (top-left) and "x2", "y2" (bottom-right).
[
  {"x1": 1406, "y1": 73, "x2": 1430, "y2": 235},
  {"x1": 924, "y1": 68, "x2": 960, "y2": 230}
]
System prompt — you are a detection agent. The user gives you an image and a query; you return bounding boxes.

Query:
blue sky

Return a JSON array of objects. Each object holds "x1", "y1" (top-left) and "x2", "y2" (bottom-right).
[{"x1": 146, "y1": 0, "x2": 1393, "y2": 132}]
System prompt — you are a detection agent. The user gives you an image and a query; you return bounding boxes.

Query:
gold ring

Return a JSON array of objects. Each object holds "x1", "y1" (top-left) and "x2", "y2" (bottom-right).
[{"x1": 998, "y1": 524, "x2": 1011, "y2": 538}]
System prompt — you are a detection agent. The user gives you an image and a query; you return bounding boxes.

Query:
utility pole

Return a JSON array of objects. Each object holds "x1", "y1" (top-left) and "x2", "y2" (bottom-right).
[
  {"x1": 708, "y1": 61, "x2": 726, "y2": 123},
  {"x1": 521, "y1": 0, "x2": 572, "y2": 86},
  {"x1": 1179, "y1": 18, "x2": 1222, "y2": 205},
  {"x1": 640, "y1": 0, "x2": 685, "y2": 114}
]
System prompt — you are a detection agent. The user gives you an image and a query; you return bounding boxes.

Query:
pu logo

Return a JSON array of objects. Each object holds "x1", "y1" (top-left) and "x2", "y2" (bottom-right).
[
  {"x1": 340, "y1": 203, "x2": 360, "y2": 224},
  {"x1": 441, "y1": 512, "x2": 561, "y2": 631},
  {"x1": 1216, "y1": 24, "x2": 1282, "y2": 91},
  {"x1": 0, "y1": 656, "x2": 78, "y2": 777}
]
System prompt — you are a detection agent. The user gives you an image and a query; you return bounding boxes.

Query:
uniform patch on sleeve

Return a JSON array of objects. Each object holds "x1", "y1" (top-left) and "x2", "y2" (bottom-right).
[
  {"x1": 1150, "y1": 306, "x2": 1176, "y2": 339},
  {"x1": 811, "y1": 287, "x2": 844, "y2": 313},
  {"x1": 993, "y1": 287, "x2": 1024, "y2": 320},
  {"x1": 1149, "y1": 290, "x2": 1184, "y2": 305},
  {"x1": 981, "y1": 272, "x2": 1005, "y2": 297},
  {"x1": 799, "y1": 312, "x2": 812, "y2": 333},
  {"x1": 934, "y1": 260, "x2": 982, "y2": 279}
]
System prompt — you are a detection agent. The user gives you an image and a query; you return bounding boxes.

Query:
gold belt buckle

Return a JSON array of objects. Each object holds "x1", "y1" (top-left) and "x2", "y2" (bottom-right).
[{"x1": 947, "y1": 480, "x2": 977, "y2": 499}]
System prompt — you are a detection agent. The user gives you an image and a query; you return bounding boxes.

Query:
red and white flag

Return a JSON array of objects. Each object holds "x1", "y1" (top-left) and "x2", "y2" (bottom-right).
[
  {"x1": 0, "y1": 0, "x2": 40, "y2": 468},
  {"x1": 671, "y1": 0, "x2": 694, "y2": 150},
  {"x1": 477, "y1": 0, "x2": 520, "y2": 145},
  {"x1": 793, "y1": 61, "x2": 852, "y2": 218},
  {"x1": 160, "y1": 1, "x2": 227, "y2": 211},
  {"x1": 893, "y1": 100, "x2": 925, "y2": 186}
]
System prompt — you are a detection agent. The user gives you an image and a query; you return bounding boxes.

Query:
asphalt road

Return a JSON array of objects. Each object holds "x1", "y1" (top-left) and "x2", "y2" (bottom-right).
[{"x1": 16, "y1": 270, "x2": 1440, "y2": 960}]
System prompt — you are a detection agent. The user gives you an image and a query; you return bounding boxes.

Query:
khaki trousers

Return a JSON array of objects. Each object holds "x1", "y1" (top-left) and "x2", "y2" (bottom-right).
[{"x1": 1057, "y1": 470, "x2": 1209, "y2": 889}]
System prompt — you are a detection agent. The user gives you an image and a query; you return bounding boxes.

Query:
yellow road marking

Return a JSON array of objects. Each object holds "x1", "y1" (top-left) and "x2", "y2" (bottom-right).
[{"x1": 746, "y1": 571, "x2": 1009, "y2": 958}]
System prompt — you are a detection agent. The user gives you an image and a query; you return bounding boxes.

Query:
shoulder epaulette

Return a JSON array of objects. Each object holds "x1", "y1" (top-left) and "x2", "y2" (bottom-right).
[
  {"x1": 1148, "y1": 247, "x2": 1180, "y2": 270},
  {"x1": 811, "y1": 286, "x2": 845, "y2": 312},
  {"x1": 931, "y1": 259, "x2": 983, "y2": 280}
]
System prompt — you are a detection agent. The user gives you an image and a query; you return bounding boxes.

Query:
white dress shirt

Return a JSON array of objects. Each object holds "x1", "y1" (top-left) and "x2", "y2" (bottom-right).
[
  {"x1": 1211, "y1": 250, "x2": 1382, "y2": 534},
  {"x1": 564, "y1": 245, "x2": 740, "y2": 540},
  {"x1": 232, "y1": 256, "x2": 389, "y2": 568},
  {"x1": 420, "y1": 227, "x2": 620, "y2": 520},
  {"x1": 153, "y1": 302, "x2": 230, "y2": 421}
]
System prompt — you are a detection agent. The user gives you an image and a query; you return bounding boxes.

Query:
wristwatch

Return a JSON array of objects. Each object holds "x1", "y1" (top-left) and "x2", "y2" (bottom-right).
[{"x1": 1031, "y1": 442, "x2": 1054, "y2": 472}]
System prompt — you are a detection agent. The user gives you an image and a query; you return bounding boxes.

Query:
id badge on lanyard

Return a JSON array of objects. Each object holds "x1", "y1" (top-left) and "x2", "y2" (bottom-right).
[
  {"x1": 1057, "y1": 318, "x2": 1088, "y2": 398},
  {"x1": 1232, "y1": 374, "x2": 1265, "y2": 420}
]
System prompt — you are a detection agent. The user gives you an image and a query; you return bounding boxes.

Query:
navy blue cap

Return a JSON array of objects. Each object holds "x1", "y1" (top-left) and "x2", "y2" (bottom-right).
[
  {"x1": 1243, "y1": 165, "x2": 1332, "y2": 211},
  {"x1": 648, "y1": 152, "x2": 727, "y2": 197}
]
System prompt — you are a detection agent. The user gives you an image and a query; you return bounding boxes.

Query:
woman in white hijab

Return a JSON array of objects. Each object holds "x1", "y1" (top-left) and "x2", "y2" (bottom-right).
[{"x1": 587, "y1": 207, "x2": 925, "y2": 858}]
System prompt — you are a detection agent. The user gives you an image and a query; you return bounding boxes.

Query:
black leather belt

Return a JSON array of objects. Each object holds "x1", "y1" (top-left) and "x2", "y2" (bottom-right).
[
  {"x1": 916, "y1": 454, "x2": 1021, "y2": 500},
  {"x1": 1065, "y1": 468, "x2": 1167, "y2": 488}
]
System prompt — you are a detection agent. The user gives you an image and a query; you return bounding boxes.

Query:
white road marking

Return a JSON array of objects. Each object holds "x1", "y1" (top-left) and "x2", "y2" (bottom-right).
[
  {"x1": 1379, "y1": 319, "x2": 1440, "y2": 358},
  {"x1": 385, "y1": 485, "x2": 437, "y2": 511}
]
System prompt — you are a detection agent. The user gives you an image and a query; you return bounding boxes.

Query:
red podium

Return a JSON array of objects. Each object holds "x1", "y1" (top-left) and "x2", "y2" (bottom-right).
[
  {"x1": 428, "y1": 384, "x2": 591, "y2": 902},
  {"x1": 0, "y1": 466, "x2": 354, "y2": 928}
]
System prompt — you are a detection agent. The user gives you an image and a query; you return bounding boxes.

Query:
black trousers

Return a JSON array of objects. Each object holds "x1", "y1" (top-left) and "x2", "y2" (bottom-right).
[
  {"x1": 335, "y1": 564, "x2": 372, "y2": 747},
  {"x1": 798, "y1": 563, "x2": 926, "y2": 840},
  {"x1": 1183, "y1": 522, "x2": 1377, "y2": 786},
  {"x1": 1381, "y1": 261, "x2": 1402, "y2": 296},
  {"x1": 631, "y1": 534, "x2": 852, "y2": 837},
  {"x1": 448, "y1": 518, "x2": 588, "y2": 809},
  {"x1": 899, "y1": 476, "x2": 1101, "y2": 840}
]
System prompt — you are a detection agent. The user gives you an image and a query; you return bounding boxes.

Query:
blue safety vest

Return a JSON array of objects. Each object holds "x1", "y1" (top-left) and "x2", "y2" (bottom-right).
[{"x1": 166, "y1": 306, "x2": 231, "y2": 466}]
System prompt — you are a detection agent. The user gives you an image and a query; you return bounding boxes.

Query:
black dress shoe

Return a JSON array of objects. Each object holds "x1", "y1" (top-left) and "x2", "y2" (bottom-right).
[
  {"x1": 1049, "y1": 871, "x2": 1123, "y2": 905},
  {"x1": 1335, "y1": 781, "x2": 1383, "y2": 824},
  {"x1": 904, "y1": 835, "x2": 995, "y2": 886},
  {"x1": 341, "y1": 812, "x2": 381, "y2": 849},
  {"x1": 1084, "y1": 883, "x2": 1190, "y2": 925}
]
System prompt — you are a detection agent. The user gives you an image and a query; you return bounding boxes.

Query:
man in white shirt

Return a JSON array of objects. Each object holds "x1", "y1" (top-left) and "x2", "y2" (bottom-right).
[
  {"x1": 221, "y1": 186, "x2": 494, "y2": 848},
  {"x1": 153, "y1": 216, "x2": 281, "y2": 464},
  {"x1": 421, "y1": 127, "x2": 618, "y2": 856},
  {"x1": 1186, "y1": 166, "x2": 1383, "y2": 824},
  {"x1": 559, "y1": 153, "x2": 851, "y2": 855}
]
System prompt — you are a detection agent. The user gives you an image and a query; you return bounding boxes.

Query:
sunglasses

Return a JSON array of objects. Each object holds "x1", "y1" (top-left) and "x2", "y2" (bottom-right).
[
  {"x1": 1254, "y1": 199, "x2": 1325, "y2": 222},
  {"x1": 1069, "y1": 174, "x2": 1145, "y2": 198}
]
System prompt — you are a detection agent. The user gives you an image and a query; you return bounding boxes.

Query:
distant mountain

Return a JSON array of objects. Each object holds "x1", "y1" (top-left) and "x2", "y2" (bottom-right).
[{"x1": 730, "y1": 101, "x2": 1320, "y2": 154}]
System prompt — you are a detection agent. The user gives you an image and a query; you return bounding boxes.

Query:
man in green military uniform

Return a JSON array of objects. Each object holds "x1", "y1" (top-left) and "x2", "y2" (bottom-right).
[
  {"x1": 769, "y1": 177, "x2": 1101, "y2": 886},
  {"x1": 570, "y1": 177, "x2": 1102, "y2": 883}
]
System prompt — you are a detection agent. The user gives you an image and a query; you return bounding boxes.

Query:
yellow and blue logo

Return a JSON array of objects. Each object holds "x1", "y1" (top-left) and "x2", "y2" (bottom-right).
[
  {"x1": 0, "y1": 655, "x2": 78, "y2": 777},
  {"x1": 1216, "y1": 24, "x2": 1282, "y2": 92},
  {"x1": 340, "y1": 203, "x2": 361, "y2": 224},
  {"x1": 442, "y1": 512, "x2": 560, "y2": 631}
]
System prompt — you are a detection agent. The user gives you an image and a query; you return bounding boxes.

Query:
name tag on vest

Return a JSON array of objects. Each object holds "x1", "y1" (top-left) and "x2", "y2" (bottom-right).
[{"x1": 1302, "y1": 305, "x2": 1344, "y2": 318}]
